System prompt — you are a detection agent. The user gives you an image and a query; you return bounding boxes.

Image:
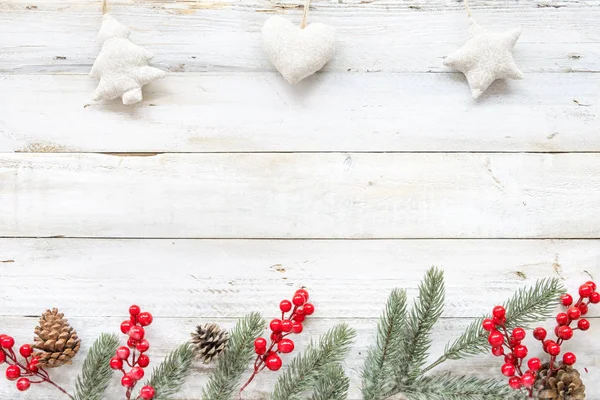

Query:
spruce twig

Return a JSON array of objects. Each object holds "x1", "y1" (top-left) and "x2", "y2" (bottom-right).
[
  {"x1": 272, "y1": 323, "x2": 356, "y2": 400},
  {"x1": 202, "y1": 312, "x2": 265, "y2": 400},
  {"x1": 73, "y1": 333, "x2": 119, "y2": 400},
  {"x1": 309, "y1": 363, "x2": 350, "y2": 400},
  {"x1": 361, "y1": 289, "x2": 407, "y2": 400},
  {"x1": 145, "y1": 342, "x2": 195, "y2": 399},
  {"x1": 422, "y1": 278, "x2": 564, "y2": 375}
]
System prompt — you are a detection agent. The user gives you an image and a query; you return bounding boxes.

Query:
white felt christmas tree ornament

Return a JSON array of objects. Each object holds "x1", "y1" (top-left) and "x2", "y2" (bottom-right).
[
  {"x1": 262, "y1": 0, "x2": 335, "y2": 84},
  {"x1": 90, "y1": 0, "x2": 166, "y2": 105},
  {"x1": 443, "y1": 0, "x2": 523, "y2": 99}
]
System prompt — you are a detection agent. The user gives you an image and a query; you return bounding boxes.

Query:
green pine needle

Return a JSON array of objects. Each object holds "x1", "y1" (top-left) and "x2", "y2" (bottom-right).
[
  {"x1": 272, "y1": 323, "x2": 356, "y2": 400},
  {"x1": 73, "y1": 333, "x2": 120, "y2": 400},
  {"x1": 309, "y1": 363, "x2": 350, "y2": 400},
  {"x1": 422, "y1": 277, "x2": 564, "y2": 374},
  {"x1": 361, "y1": 288, "x2": 408, "y2": 400},
  {"x1": 202, "y1": 312, "x2": 265, "y2": 400},
  {"x1": 145, "y1": 342, "x2": 195, "y2": 400}
]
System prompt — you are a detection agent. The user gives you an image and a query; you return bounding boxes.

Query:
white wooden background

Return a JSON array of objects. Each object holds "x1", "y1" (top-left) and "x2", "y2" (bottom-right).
[{"x1": 1, "y1": 0, "x2": 600, "y2": 399}]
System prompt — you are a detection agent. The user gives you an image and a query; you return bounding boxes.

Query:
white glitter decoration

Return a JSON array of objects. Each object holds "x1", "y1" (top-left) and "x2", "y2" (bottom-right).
[
  {"x1": 444, "y1": 20, "x2": 523, "y2": 99},
  {"x1": 90, "y1": 14, "x2": 166, "y2": 105}
]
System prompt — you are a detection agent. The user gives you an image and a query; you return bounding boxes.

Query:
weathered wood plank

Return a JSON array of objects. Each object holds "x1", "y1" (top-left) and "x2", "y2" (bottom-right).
[
  {"x1": 0, "y1": 74, "x2": 598, "y2": 153},
  {"x1": 1, "y1": 153, "x2": 600, "y2": 238}
]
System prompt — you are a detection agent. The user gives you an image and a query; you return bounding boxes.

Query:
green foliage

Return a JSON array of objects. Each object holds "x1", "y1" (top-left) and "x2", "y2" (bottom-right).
[
  {"x1": 202, "y1": 312, "x2": 265, "y2": 400},
  {"x1": 272, "y1": 323, "x2": 356, "y2": 400},
  {"x1": 73, "y1": 333, "x2": 119, "y2": 400},
  {"x1": 146, "y1": 342, "x2": 195, "y2": 400},
  {"x1": 309, "y1": 363, "x2": 350, "y2": 400},
  {"x1": 361, "y1": 289, "x2": 408, "y2": 400}
]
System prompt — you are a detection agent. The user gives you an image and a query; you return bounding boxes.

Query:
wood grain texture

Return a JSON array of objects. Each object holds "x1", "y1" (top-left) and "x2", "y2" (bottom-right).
[{"x1": 2, "y1": 153, "x2": 600, "y2": 238}]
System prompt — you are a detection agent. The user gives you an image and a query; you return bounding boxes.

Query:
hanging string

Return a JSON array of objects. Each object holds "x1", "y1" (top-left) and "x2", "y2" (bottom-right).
[
  {"x1": 300, "y1": 0, "x2": 311, "y2": 29},
  {"x1": 102, "y1": 0, "x2": 107, "y2": 14},
  {"x1": 463, "y1": 0, "x2": 472, "y2": 19}
]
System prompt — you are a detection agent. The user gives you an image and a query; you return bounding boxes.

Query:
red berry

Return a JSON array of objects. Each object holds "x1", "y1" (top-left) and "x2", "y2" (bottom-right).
[
  {"x1": 578, "y1": 303, "x2": 589, "y2": 315},
  {"x1": 16, "y1": 377, "x2": 31, "y2": 392},
  {"x1": 0, "y1": 352, "x2": 5, "y2": 364},
  {"x1": 578, "y1": 319, "x2": 590, "y2": 331},
  {"x1": 482, "y1": 318, "x2": 495, "y2": 331},
  {"x1": 560, "y1": 294, "x2": 573, "y2": 306},
  {"x1": 277, "y1": 338, "x2": 295, "y2": 353},
  {"x1": 512, "y1": 327, "x2": 526, "y2": 341},
  {"x1": 138, "y1": 354, "x2": 150, "y2": 368},
  {"x1": 492, "y1": 306, "x2": 506, "y2": 319},
  {"x1": 110, "y1": 357, "x2": 123, "y2": 370},
  {"x1": 293, "y1": 314, "x2": 306, "y2": 323},
  {"x1": 567, "y1": 307, "x2": 581, "y2": 320},
  {"x1": 501, "y1": 363, "x2": 516, "y2": 377},
  {"x1": 129, "y1": 305, "x2": 141, "y2": 316},
  {"x1": 579, "y1": 284, "x2": 593, "y2": 298},
  {"x1": 508, "y1": 376, "x2": 521, "y2": 390},
  {"x1": 127, "y1": 338, "x2": 138, "y2": 348},
  {"x1": 292, "y1": 294, "x2": 306, "y2": 306},
  {"x1": 492, "y1": 346, "x2": 504, "y2": 356},
  {"x1": 19, "y1": 344, "x2": 33, "y2": 358},
  {"x1": 509, "y1": 336, "x2": 521, "y2": 348},
  {"x1": 295, "y1": 289, "x2": 309, "y2": 301},
  {"x1": 504, "y1": 353, "x2": 517, "y2": 365},
  {"x1": 28, "y1": 357, "x2": 39, "y2": 372},
  {"x1": 528, "y1": 357, "x2": 542, "y2": 371},
  {"x1": 270, "y1": 332, "x2": 283, "y2": 342},
  {"x1": 514, "y1": 345, "x2": 528, "y2": 359},
  {"x1": 533, "y1": 327, "x2": 547, "y2": 341},
  {"x1": 488, "y1": 331, "x2": 504, "y2": 347},
  {"x1": 303, "y1": 303, "x2": 315, "y2": 315},
  {"x1": 292, "y1": 321, "x2": 303, "y2": 333},
  {"x1": 138, "y1": 312, "x2": 153, "y2": 327},
  {"x1": 140, "y1": 385, "x2": 155, "y2": 400},
  {"x1": 121, "y1": 320, "x2": 133, "y2": 334},
  {"x1": 129, "y1": 326, "x2": 145, "y2": 341},
  {"x1": 279, "y1": 320, "x2": 292, "y2": 333},
  {"x1": 521, "y1": 373, "x2": 535, "y2": 388},
  {"x1": 121, "y1": 375, "x2": 135, "y2": 388},
  {"x1": 557, "y1": 326, "x2": 574, "y2": 340},
  {"x1": 129, "y1": 367, "x2": 145, "y2": 380},
  {"x1": 137, "y1": 339, "x2": 150, "y2": 353},
  {"x1": 563, "y1": 352, "x2": 576, "y2": 365},
  {"x1": 547, "y1": 342, "x2": 561, "y2": 356},
  {"x1": 590, "y1": 292, "x2": 600, "y2": 304},
  {"x1": 492, "y1": 316, "x2": 506, "y2": 326},
  {"x1": 116, "y1": 346, "x2": 131, "y2": 360},
  {"x1": 270, "y1": 319, "x2": 283, "y2": 333},
  {"x1": 265, "y1": 354, "x2": 283, "y2": 371},
  {"x1": 556, "y1": 313, "x2": 569, "y2": 325},
  {"x1": 6, "y1": 365, "x2": 21, "y2": 380},
  {"x1": 280, "y1": 300, "x2": 292, "y2": 313},
  {"x1": 254, "y1": 337, "x2": 267, "y2": 349},
  {"x1": 1, "y1": 336, "x2": 15, "y2": 349},
  {"x1": 586, "y1": 281, "x2": 597, "y2": 291}
]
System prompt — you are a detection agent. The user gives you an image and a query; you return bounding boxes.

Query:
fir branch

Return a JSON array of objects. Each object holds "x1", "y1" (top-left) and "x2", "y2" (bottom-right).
[
  {"x1": 399, "y1": 267, "x2": 445, "y2": 382},
  {"x1": 145, "y1": 342, "x2": 195, "y2": 400},
  {"x1": 361, "y1": 289, "x2": 408, "y2": 400},
  {"x1": 272, "y1": 323, "x2": 356, "y2": 400},
  {"x1": 309, "y1": 363, "x2": 350, "y2": 400},
  {"x1": 202, "y1": 312, "x2": 265, "y2": 400},
  {"x1": 400, "y1": 373, "x2": 524, "y2": 400},
  {"x1": 73, "y1": 333, "x2": 119, "y2": 400},
  {"x1": 422, "y1": 278, "x2": 564, "y2": 374}
]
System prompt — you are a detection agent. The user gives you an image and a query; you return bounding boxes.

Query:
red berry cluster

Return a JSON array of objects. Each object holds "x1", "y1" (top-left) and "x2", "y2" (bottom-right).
[
  {"x1": 110, "y1": 305, "x2": 155, "y2": 400},
  {"x1": 484, "y1": 281, "x2": 598, "y2": 398},
  {"x1": 240, "y1": 289, "x2": 315, "y2": 395},
  {"x1": 0, "y1": 335, "x2": 69, "y2": 396}
]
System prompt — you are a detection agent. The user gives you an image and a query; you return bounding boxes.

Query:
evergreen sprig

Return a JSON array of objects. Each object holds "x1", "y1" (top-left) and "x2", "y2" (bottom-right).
[
  {"x1": 202, "y1": 312, "x2": 265, "y2": 400},
  {"x1": 361, "y1": 289, "x2": 408, "y2": 400},
  {"x1": 422, "y1": 277, "x2": 564, "y2": 374},
  {"x1": 145, "y1": 342, "x2": 195, "y2": 400},
  {"x1": 73, "y1": 333, "x2": 119, "y2": 400},
  {"x1": 272, "y1": 323, "x2": 356, "y2": 400},
  {"x1": 309, "y1": 363, "x2": 350, "y2": 400}
]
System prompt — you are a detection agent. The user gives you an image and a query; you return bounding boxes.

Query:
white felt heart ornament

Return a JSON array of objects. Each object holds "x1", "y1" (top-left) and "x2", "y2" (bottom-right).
[{"x1": 262, "y1": 15, "x2": 335, "y2": 84}]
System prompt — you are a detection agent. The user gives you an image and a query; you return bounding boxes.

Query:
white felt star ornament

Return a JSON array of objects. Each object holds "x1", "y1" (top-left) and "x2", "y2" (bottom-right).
[
  {"x1": 444, "y1": 21, "x2": 523, "y2": 99},
  {"x1": 90, "y1": 13, "x2": 165, "y2": 105}
]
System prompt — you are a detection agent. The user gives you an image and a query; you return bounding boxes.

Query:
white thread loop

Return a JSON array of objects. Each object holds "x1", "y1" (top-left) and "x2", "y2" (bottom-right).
[{"x1": 301, "y1": 0, "x2": 312, "y2": 29}]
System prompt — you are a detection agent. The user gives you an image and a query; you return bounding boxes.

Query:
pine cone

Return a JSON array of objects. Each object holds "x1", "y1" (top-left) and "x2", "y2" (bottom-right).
[
  {"x1": 536, "y1": 363, "x2": 586, "y2": 399},
  {"x1": 191, "y1": 323, "x2": 229, "y2": 363},
  {"x1": 32, "y1": 308, "x2": 81, "y2": 368}
]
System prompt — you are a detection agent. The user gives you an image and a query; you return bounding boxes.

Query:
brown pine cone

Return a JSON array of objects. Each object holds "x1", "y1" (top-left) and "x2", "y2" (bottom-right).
[
  {"x1": 536, "y1": 363, "x2": 586, "y2": 399},
  {"x1": 32, "y1": 308, "x2": 81, "y2": 368},
  {"x1": 191, "y1": 323, "x2": 229, "y2": 363}
]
